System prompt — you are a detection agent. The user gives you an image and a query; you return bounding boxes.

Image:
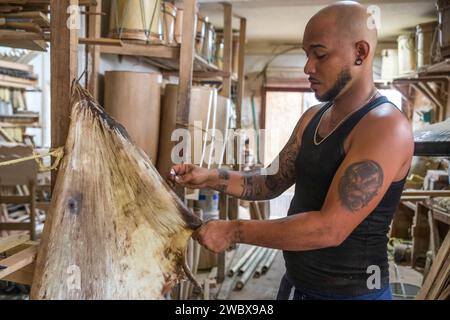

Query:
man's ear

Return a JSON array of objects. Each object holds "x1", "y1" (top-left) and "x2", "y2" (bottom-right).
[{"x1": 355, "y1": 40, "x2": 371, "y2": 61}]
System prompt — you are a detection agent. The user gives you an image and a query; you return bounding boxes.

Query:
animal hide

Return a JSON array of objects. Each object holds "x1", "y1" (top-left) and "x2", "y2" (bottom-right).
[{"x1": 30, "y1": 82, "x2": 202, "y2": 299}]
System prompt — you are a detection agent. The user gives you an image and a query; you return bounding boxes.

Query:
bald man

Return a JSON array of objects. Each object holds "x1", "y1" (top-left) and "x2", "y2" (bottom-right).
[{"x1": 169, "y1": 1, "x2": 413, "y2": 300}]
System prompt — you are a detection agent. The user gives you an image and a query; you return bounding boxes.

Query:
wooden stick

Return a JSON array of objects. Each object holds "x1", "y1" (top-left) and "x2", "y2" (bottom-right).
[
  {"x1": 235, "y1": 248, "x2": 266, "y2": 290},
  {"x1": 0, "y1": 233, "x2": 30, "y2": 253},
  {"x1": 239, "y1": 247, "x2": 265, "y2": 275},
  {"x1": 228, "y1": 246, "x2": 257, "y2": 276},
  {"x1": 0, "y1": 245, "x2": 37, "y2": 280},
  {"x1": 262, "y1": 250, "x2": 278, "y2": 274}
]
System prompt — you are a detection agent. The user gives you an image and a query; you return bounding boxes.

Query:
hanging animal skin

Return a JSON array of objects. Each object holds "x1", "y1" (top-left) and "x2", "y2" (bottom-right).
[{"x1": 30, "y1": 82, "x2": 202, "y2": 299}]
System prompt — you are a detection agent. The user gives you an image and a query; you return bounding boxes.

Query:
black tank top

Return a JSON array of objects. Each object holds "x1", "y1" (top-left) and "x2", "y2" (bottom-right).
[{"x1": 284, "y1": 96, "x2": 407, "y2": 296}]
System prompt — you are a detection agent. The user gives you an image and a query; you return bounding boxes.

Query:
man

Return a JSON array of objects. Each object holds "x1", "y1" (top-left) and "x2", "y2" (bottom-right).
[{"x1": 169, "y1": 1, "x2": 413, "y2": 300}]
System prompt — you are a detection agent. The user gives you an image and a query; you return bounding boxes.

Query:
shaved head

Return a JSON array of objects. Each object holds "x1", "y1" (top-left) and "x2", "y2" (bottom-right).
[
  {"x1": 303, "y1": 1, "x2": 379, "y2": 102},
  {"x1": 307, "y1": 1, "x2": 378, "y2": 55}
]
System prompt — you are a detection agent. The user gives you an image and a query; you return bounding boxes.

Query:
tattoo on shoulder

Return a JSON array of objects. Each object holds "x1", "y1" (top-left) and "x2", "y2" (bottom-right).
[{"x1": 338, "y1": 160, "x2": 384, "y2": 213}]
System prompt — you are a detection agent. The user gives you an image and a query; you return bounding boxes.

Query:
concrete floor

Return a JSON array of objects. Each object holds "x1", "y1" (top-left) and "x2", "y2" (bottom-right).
[{"x1": 210, "y1": 250, "x2": 423, "y2": 300}]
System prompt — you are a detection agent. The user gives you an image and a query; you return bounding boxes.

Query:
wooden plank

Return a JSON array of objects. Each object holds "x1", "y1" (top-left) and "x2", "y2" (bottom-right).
[
  {"x1": 0, "y1": 60, "x2": 33, "y2": 73},
  {"x1": 0, "y1": 245, "x2": 37, "y2": 279},
  {"x1": 433, "y1": 208, "x2": 450, "y2": 225},
  {"x1": 0, "y1": 234, "x2": 30, "y2": 253},
  {"x1": 81, "y1": 37, "x2": 122, "y2": 46},
  {"x1": 174, "y1": 0, "x2": 195, "y2": 199},
  {"x1": 217, "y1": 193, "x2": 228, "y2": 283},
  {"x1": 86, "y1": 0, "x2": 101, "y2": 100},
  {"x1": 221, "y1": 3, "x2": 232, "y2": 98},
  {"x1": 236, "y1": 18, "x2": 246, "y2": 129},
  {"x1": 0, "y1": 11, "x2": 50, "y2": 27},
  {"x1": 402, "y1": 190, "x2": 450, "y2": 197},
  {"x1": 50, "y1": 0, "x2": 78, "y2": 190},
  {"x1": 416, "y1": 231, "x2": 450, "y2": 299},
  {"x1": 0, "y1": 195, "x2": 32, "y2": 203},
  {"x1": 100, "y1": 43, "x2": 178, "y2": 59},
  {"x1": 0, "y1": 222, "x2": 32, "y2": 231},
  {"x1": 2, "y1": 262, "x2": 35, "y2": 285}
]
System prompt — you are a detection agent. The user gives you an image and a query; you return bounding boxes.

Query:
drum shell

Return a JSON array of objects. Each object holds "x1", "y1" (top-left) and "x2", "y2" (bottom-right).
[
  {"x1": 109, "y1": 0, "x2": 162, "y2": 42},
  {"x1": 104, "y1": 71, "x2": 162, "y2": 161}
]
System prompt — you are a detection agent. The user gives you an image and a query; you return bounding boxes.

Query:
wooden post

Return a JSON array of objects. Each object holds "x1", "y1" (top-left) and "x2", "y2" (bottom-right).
[
  {"x1": 29, "y1": 180, "x2": 36, "y2": 241},
  {"x1": 175, "y1": 0, "x2": 196, "y2": 199},
  {"x1": 236, "y1": 18, "x2": 246, "y2": 131},
  {"x1": 86, "y1": 0, "x2": 102, "y2": 100},
  {"x1": 221, "y1": 3, "x2": 233, "y2": 98},
  {"x1": 50, "y1": 0, "x2": 79, "y2": 190}
]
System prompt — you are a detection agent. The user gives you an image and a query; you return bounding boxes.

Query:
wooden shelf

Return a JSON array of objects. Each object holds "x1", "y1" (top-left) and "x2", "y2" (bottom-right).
[
  {"x1": 0, "y1": 30, "x2": 48, "y2": 51},
  {"x1": 0, "y1": 113, "x2": 40, "y2": 125},
  {"x1": 100, "y1": 41, "x2": 224, "y2": 75},
  {"x1": 0, "y1": 74, "x2": 38, "y2": 89}
]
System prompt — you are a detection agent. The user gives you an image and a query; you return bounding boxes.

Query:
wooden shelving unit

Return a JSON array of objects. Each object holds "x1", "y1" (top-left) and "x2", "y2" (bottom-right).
[{"x1": 0, "y1": 0, "x2": 248, "y2": 298}]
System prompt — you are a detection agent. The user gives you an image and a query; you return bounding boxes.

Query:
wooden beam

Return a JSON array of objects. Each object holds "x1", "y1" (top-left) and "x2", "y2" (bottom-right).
[
  {"x1": 100, "y1": 43, "x2": 178, "y2": 59},
  {"x1": 50, "y1": 0, "x2": 78, "y2": 190},
  {"x1": 0, "y1": 234, "x2": 30, "y2": 254},
  {"x1": 221, "y1": 3, "x2": 232, "y2": 98},
  {"x1": 2, "y1": 262, "x2": 35, "y2": 285},
  {"x1": 236, "y1": 18, "x2": 246, "y2": 130},
  {"x1": 402, "y1": 190, "x2": 450, "y2": 197},
  {"x1": 175, "y1": 0, "x2": 196, "y2": 189},
  {"x1": 0, "y1": 245, "x2": 37, "y2": 280},
  {"x1": 86, "y1": 0, "x2": 101, "y2": 100}
]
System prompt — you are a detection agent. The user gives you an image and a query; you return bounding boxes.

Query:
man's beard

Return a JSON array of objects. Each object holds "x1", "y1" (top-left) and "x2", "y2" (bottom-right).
[{"x1": 316, "y1": 68, "x2": 352, "y2": 102}]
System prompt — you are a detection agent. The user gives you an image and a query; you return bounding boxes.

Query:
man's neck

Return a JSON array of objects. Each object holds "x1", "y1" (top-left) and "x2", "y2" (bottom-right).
[{"x1": 331, "y1": 78, "x2": 376, "y2": 118}]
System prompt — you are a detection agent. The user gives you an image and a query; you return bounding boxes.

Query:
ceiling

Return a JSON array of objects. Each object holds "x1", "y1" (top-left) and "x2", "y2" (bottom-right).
[{"x1": 198, "y1": 0, "x2": 438, "y2": 43}]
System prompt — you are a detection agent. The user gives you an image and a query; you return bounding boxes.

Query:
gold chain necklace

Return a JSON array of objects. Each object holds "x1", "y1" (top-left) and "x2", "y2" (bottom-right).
[{"x1": 314, "y1": 89, "x2": 379, "y2": 146}]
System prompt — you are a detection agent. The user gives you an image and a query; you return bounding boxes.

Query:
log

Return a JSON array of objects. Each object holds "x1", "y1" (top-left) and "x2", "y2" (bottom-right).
[{"x1": 30, "y1": 82, "x2": 203, "y2": 300}]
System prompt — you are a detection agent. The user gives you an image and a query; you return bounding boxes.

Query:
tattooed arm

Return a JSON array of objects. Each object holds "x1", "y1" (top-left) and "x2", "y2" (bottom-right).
[
  {"x1": 207, "y1": 122, "x2": 301, "y2": 201},
  {"x1": 170, "y1": 106, "x2": 320, "y2": 201},
  {"x1": 193, "y1": 108, "x2": 414, "y2": 253}
]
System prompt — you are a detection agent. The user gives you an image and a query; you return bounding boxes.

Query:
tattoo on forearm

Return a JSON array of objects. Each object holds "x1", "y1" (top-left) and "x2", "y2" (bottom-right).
[
  {"x1": 240, "y1": 169, "x2": 264, "y2": 200},
  {"x1": 216, "y1": 169, "x2": 230, "y2": 192},
  {"x1": 338, "y1": 160, "x2": 384, "y2": 213}
]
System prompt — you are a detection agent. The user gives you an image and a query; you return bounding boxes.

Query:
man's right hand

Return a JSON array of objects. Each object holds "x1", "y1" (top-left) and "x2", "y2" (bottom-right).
[{"x1": 168, "y1": 163, "x2": 213, "y2": 189}]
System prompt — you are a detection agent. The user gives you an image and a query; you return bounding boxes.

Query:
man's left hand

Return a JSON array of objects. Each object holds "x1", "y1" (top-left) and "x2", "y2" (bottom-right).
[{"x1": 192, "y1": 220, "x2": 239, "y2": 253}]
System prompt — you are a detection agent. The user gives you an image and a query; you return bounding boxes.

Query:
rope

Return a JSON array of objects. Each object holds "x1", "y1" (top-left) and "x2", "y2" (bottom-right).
[{"x1": 0, "y1": 147, "x2": 64, "y2": 172}]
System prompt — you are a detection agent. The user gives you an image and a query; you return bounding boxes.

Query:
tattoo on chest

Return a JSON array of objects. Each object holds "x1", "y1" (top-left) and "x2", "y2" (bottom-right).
[{"x1": 338, "y1": 160, "x2": 384, "y2": 213}]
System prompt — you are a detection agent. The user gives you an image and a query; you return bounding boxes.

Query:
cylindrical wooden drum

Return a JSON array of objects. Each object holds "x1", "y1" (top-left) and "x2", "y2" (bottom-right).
[
  {"x1": 109, "y1": 0, "x2": 162, "y2": 42},
  {"x1": 104, "y1": 71, "x2": 162, "y2": 161},
  {"x1": 397, "y1": 33, "x2": 416, "y2": 74},
  {"x1": 416, "y1": 21, "x2": 438, "y2": 68},
  {"x1": 162, "y1": 1, "x2": 177, "y2": 45}
]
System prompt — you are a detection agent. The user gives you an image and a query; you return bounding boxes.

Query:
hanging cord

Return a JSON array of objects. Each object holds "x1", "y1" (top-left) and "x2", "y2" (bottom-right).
[{"x1": 0, "y1": 147, "x2": 64, "y2": 172}]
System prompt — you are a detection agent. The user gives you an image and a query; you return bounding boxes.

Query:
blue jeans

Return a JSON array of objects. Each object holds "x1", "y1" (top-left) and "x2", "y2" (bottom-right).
[{"x1": 276, "y1": 274, "x2": 392, "y2": 300}]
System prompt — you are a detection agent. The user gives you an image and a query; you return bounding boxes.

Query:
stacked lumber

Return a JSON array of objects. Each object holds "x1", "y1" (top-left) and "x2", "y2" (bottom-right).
[
  {"x1": 216, "y1": 244, "x2": 279, "y2": 299},
  {"x1": 416, "y1": 231, "x2": 450, "y2": 300},
  {"x1": 0, "y1": 1, "x2": 50, "y2": 51}
]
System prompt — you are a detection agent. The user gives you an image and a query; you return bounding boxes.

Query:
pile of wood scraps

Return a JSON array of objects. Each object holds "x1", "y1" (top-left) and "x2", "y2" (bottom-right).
[
  {"x1": 416, "y1": 231, "x2": 450, "y2": 300},
  {"x1": 216, "y1": 244, "x2": 279, "y2": 300},
  {"x1": 0, "y1": 233, "x2": 38, "y2": 292},
  {"x1": 0, "y1": 1, "x2": 50, "y2": 51}
]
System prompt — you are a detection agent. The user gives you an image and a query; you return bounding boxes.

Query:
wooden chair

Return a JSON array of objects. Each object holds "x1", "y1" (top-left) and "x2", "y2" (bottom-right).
[{"x1": 0, "y1": 143, "x2": 38, "y2": 240}]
